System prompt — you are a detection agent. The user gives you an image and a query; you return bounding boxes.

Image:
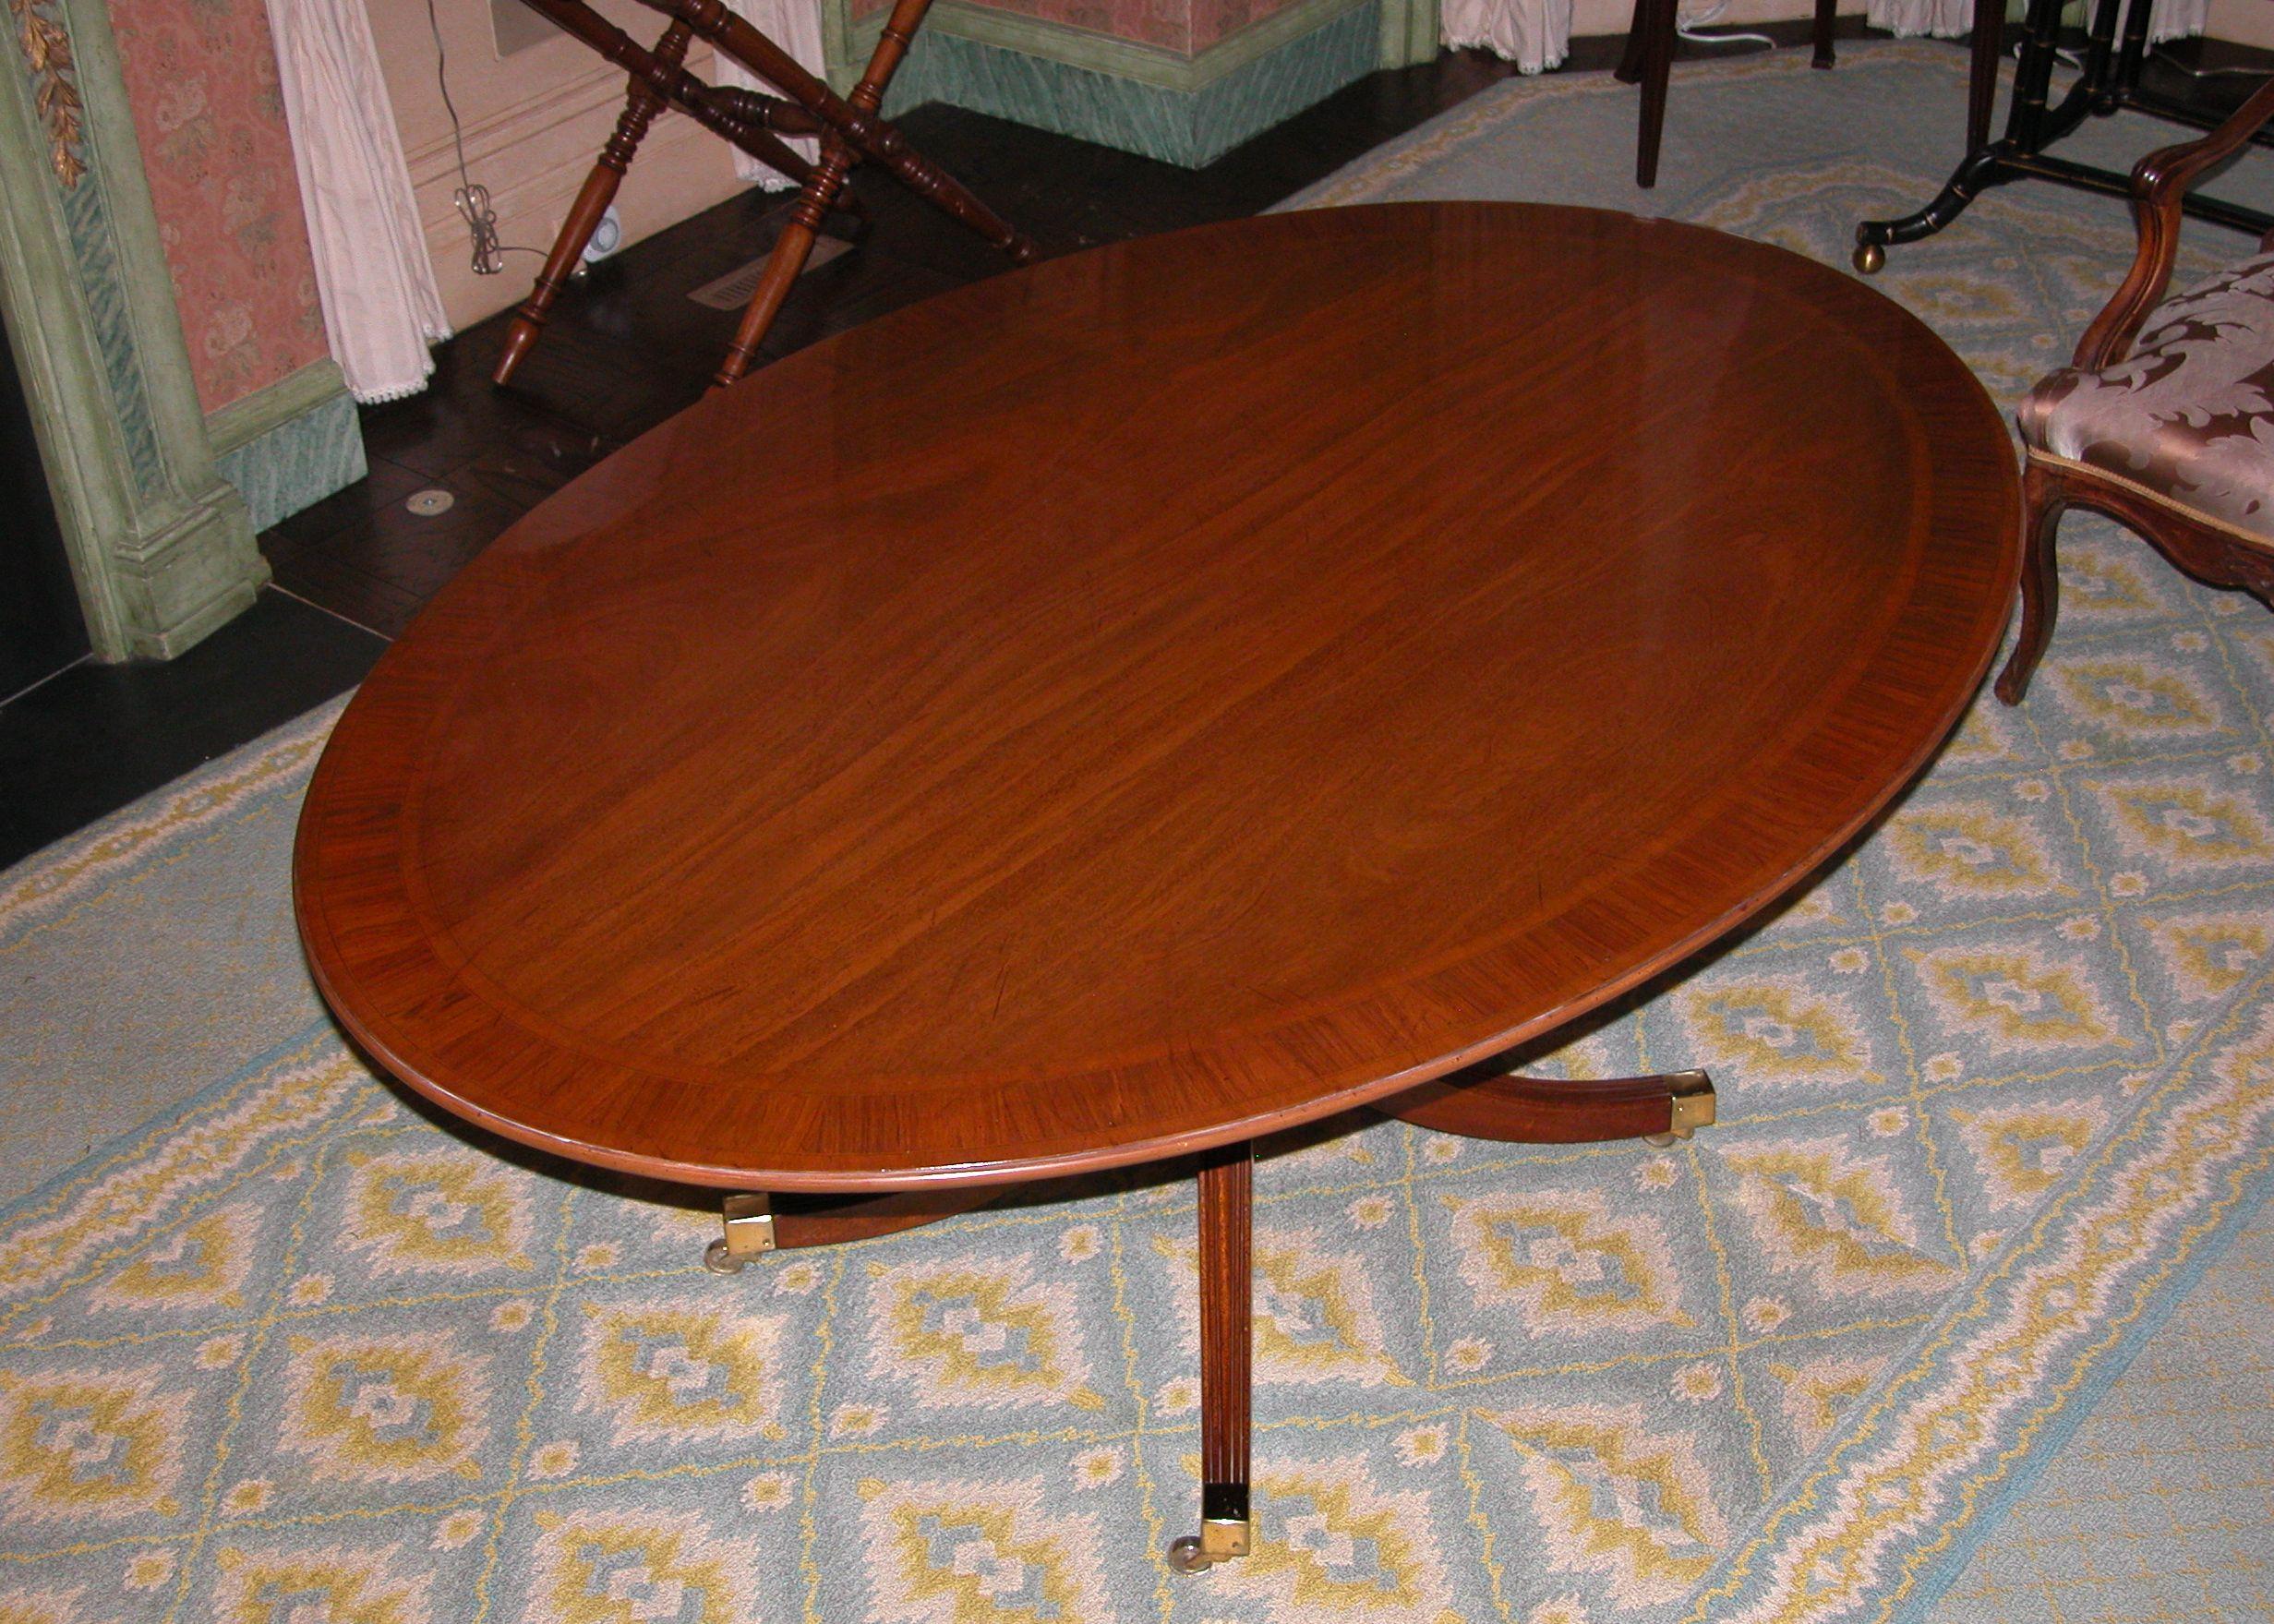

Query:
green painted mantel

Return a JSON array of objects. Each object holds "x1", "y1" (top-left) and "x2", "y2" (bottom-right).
[{"x1": 0, "y1": 0, "x2": 270, "y2": 661}]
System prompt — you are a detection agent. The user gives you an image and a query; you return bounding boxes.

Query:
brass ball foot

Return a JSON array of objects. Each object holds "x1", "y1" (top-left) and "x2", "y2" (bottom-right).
[
  {"x1": 1166, "y1": 1536, "x2": 1212, "y2": 1573},
  {"x1": 1852, "y1": 240, "x2": 1886, "y2": 275}
]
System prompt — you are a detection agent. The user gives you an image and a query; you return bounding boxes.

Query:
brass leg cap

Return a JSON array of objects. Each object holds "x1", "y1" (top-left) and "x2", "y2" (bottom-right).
[{"x1": 1852, "y1": 240, "x2": 1886, "y2": 275}]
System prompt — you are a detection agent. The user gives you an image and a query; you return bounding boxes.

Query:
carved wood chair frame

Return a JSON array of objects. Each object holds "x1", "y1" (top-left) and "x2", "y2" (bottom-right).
[{"x1": 1998, "y1": 75, "x2": 2274, "y2": 704}]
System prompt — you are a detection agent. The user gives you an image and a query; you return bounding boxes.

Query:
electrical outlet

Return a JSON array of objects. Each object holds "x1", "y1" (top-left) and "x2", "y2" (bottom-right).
[{"x1": 582, "y1": 205, "x2": 624, "y2": 265}]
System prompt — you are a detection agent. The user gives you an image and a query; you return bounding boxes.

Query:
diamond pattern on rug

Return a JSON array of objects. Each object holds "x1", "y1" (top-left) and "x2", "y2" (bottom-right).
[{"x1": 6, "y1": 40, "x2": 2274, "y2": 1624}]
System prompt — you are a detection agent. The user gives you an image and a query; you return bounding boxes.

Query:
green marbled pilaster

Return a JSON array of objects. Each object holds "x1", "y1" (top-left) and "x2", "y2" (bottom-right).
[{"x1": 0, "y1": 0, "x2": 269, "y2": 660}]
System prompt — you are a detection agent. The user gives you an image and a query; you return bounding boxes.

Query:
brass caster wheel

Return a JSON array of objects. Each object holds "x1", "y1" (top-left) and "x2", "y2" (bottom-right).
[
  {"x1": 704, "y1": 1195, "x2": 775, "y2": 1274},
  {"x1": 1166, "y1": 1536, "x2": 1213, "y2": 1573},
  {"x1": 1852, "y1": 240, "x2": 1885, "y2": 275}
]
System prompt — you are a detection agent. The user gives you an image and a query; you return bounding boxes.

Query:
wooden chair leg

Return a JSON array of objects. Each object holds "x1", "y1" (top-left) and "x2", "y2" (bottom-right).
[
  {"x1": 1996, "y1": 457, "x2": 2067, "y2": 704},
  {"x1": 1636, "y1": 0, "x2": 1677, "y2": 188},
  {"x1": 1616, "y1": 0, "x2": 1650, "y2": 84},
  {"x1": 1812, "y1": 0, "x2": 1837, "y2": 67},
  {"x1": 494, "y1": 20, "x2": 692, "y2": 387},
  {"x1": 1967, "y1": 0, "x2": 2005, "y2": 153},
  {"x1": 1168, "y1": 1142, "x2": 1253, "y2": 1574}
]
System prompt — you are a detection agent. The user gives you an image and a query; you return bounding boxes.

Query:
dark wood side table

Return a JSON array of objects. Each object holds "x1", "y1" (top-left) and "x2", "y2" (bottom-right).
[
  {"x1": 294, "y1": 202, "x2": 2019, "y2": 1571},
  {"x1": 1854, "y1": 0, "x2": 2274, "y2": 272}
]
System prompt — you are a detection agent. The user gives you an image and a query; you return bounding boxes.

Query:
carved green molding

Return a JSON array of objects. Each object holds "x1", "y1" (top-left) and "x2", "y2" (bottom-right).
[{"x1": 0, "y1": 0, "x2": 267, "y2": 661}]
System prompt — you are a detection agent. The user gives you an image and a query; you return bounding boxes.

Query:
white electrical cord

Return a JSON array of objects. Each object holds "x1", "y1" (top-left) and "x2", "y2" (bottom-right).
[
  {"x1": 1675, "y1": 0, "x2": 1776, "y2": 49},
  {"x1": 425, "y1": 0, "x2": 542, "y2": 275}
]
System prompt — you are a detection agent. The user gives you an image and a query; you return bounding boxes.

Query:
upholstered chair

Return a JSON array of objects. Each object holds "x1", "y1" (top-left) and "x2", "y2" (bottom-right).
[{"x1": 1997, "y1": 76, "x2": 2274, "y2": 704}]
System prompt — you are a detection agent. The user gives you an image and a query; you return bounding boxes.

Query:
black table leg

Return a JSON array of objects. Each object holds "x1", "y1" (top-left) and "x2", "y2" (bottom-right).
[
  {"x1": 1853, "y1": 0, "x2": 2071, "y2": 271},
  {"x1": 1855, "y1": 0, "x2": 2274, "y2": 271}
]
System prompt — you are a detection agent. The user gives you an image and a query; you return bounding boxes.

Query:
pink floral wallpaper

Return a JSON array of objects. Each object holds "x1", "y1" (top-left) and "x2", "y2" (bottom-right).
[
  {"x1": 107, "y1": 0, "x2": 329, "y2": 415},
  {"x1": 853, "y1": 0, "x2": 1306, "y2": 55}
]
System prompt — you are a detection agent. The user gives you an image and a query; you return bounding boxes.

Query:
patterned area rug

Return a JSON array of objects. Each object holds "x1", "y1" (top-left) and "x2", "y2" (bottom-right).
[
  {"x1": 1929, "y1": 1192, "x2": 2274, "y2": 1620},
  {"x1": 7, "y1": 40, "x2": 2274, "y2": 1624}
]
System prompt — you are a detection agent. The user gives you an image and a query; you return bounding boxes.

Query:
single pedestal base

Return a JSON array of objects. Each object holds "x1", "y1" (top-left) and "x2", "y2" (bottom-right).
[{"x1": 699, "y1": 1066, "x2": 1715, "y2": 1570}]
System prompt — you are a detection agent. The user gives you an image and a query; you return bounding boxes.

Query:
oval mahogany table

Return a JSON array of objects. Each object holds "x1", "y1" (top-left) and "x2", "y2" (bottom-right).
[{"x1": 295, "y1": 201, "x2": 2019, "y2": 1570}]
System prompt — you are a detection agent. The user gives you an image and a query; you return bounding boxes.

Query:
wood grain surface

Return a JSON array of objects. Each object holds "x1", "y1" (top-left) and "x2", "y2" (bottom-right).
[{"x1": 295, "y1": 202, "x2": 2020, "y2": 1191}]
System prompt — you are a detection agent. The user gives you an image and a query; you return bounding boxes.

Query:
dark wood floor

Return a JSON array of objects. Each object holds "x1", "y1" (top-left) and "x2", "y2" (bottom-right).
[
  {"x1": 18, "y1": 18, "x2": 2256, "y2": 868},
  {"x1": 255, "y1": 30, "x2": 1697, "y2": 642}
]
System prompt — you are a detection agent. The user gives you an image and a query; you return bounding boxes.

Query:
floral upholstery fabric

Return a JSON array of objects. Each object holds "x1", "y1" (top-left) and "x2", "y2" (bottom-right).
[{"x1": 2019, "y1": 250, "x2": 2274, "y2": 544}]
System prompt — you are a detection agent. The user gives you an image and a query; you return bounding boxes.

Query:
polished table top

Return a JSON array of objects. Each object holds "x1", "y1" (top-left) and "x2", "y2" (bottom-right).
[{"x1": 294, "y1": 201, "x2": 2020, "y2": 1192}]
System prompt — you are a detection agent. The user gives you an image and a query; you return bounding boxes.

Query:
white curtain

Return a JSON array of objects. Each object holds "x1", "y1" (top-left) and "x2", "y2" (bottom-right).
[
  {"x1": 1444, "y1": 0, "x2": 1571, "y2": 70},
  {"x1": 263, "y1": 0, "x2": 451, "y2": 403},
  {"x1": 718, "y1": 0, "x2": 829, "y2": 189},
  {"x1": 1862, "y1": 0, "x2": 1967, "y2": 33},
  {"x1": 2145, "y1": 0, "x2": 2210, "y2": 39}
]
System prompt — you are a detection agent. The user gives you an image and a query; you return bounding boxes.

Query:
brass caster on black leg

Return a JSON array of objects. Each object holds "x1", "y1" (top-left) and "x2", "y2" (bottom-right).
[
  {"x1": 1852, "y1": 239, "x2": 1886, "y2": 275},
  {"x1": 702, "y1": 1194, "x2": 776, "y2": 1274}
]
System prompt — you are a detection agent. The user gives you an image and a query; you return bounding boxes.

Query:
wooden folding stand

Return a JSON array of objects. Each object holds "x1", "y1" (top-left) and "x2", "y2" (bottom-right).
[{"x1": 491, "y1": 0, "x2": 1037, "y2": 391}]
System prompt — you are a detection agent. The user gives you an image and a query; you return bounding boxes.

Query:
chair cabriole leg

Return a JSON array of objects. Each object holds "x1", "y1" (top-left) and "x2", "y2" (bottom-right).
[{"x1": 1996, "y1": 457, "x2": 2067, "y2": 705}]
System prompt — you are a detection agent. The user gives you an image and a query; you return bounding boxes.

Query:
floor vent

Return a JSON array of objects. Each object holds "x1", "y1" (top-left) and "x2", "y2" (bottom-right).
[{"x1": 687, "y1": 237, "x2": 853, "y2": 309}]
